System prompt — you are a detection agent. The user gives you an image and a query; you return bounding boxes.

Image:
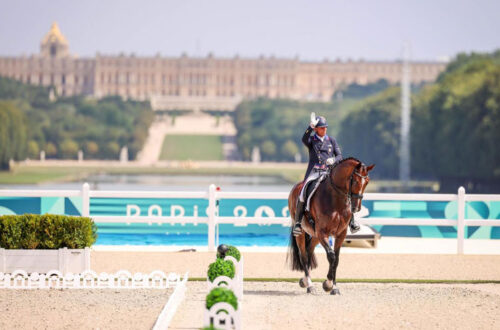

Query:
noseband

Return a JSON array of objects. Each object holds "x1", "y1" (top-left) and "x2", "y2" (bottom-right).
[{"x1": 330, "y1": 166, "x2": 369, "y2": 211}]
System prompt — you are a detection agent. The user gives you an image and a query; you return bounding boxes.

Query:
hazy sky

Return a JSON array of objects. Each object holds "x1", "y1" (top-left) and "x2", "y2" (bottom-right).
[{"x1": 0, "y1": 0, "x2": 499, "y2": 61}]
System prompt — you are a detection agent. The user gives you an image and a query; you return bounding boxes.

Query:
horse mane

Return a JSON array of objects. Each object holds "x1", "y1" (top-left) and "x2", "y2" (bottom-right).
[{"x1": 337, "y1": 157, "x2": 360, "y2": 165}]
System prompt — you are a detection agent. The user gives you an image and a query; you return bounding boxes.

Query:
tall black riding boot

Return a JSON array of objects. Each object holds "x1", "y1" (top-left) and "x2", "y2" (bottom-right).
[
  {"x1": 293, "y1": 200, "x2": 305, "y2": 237},
  {"x1": 349, "y1": 214, "x2": 361, "y2": 234}
]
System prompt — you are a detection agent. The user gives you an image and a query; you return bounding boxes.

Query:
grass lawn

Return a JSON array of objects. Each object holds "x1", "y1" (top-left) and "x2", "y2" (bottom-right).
[{"x1": 159, "y1": 135, "x2": 223, "y2": 161}]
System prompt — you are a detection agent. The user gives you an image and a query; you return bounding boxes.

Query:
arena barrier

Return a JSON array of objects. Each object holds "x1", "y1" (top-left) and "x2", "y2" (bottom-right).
[{"x1": 0, "y1": 184, "x2": 499, "y2": 254}]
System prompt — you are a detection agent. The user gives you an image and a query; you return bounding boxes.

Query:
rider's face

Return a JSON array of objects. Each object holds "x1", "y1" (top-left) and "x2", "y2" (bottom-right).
[{"x1": 315, "y1": 127, "x2": 327, "y2": 137}]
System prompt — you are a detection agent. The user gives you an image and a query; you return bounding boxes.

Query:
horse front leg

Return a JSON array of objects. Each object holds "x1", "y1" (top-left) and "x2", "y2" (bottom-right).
[
  {"x1": 329, "y1": 229, "x2": 347, "y2": 295},
  {"x1": 318, "y1": 234, "x2": 336, "y2": 293},
  {"x1": 295, "y1": 234, "x2": 314, "y2": 293}
]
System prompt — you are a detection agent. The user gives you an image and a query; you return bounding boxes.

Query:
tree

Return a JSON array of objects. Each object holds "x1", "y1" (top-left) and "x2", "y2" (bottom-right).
[
  {"x1": 338, "y1": 87, "x2": 401, "y2": 178},
  {"x1": 0, "y1": 101, "x2": 27, "y2": 169},
  {"x1": 260, "y1": 141, "x2": 277, "y2": 160},
  {"x1": 27, "y1": 140, "x2": 40, "y2": 159},
  {"x1": 59, "y1": 139, "x2": 79, "y2": 159},
  {"x1": 282, "y1": 140, "x2": 299, "y2": 161},
  {"x1": 412, "y1": 52, "x2": 500, "y2": 191}
]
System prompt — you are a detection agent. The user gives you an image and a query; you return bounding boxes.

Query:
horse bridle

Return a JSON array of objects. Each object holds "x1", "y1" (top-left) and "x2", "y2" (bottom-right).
[{"x1": 329, "y1": 166, "x2": 369, "y2": 211}]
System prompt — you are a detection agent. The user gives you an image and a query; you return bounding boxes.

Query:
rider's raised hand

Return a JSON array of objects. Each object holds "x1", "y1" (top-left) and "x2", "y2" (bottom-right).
[{"x1": 310, "y1": 112, "x2": 319, "y2": 128}]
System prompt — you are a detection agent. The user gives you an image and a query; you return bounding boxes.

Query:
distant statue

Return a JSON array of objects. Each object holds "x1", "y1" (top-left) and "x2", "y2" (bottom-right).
[
  {"x1": 251, "y1": 146, "x2": 261, "y2": 163},
  {"x1": 78, "y1": 150, "x2": 83, "y2": 162},
  {"x1": 294, "y1": 152, "x2": 301, "y2": 163},
  {"x1": 40, "y1": 150, "x2": 46, "y2": 162},
  {"x1": 120, "y1": 146, "x2": 128, "y2": 163},
  {"x1": 49, "y1": 88, "x2": 56, "y2": 102}
]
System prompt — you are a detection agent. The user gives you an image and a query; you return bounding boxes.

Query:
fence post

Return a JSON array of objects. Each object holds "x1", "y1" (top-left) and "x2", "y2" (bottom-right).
[
  {"x1": 457, "y1": 186, "x2": 465, "y2": 255},
  {"x1": 82, "y1": 182, "x2": 90, "y2": 217},
  {"x1": 208, "y1": 184, "x2": 216, "y2": 252}
]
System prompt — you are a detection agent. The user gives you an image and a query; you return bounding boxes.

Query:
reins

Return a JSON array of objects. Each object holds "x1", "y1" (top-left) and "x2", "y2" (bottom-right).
[{"x1": 329, "y1": 164, "x2": 368, "y2": 211}]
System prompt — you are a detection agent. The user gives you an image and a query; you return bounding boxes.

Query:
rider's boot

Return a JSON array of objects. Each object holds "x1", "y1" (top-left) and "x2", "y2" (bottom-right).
[
  {"x1": 293, "y1": 200, "x2": 306, "y2": 237},
  {"x1": 349, "y1": 214, "x2": 361, "y2": 234}
]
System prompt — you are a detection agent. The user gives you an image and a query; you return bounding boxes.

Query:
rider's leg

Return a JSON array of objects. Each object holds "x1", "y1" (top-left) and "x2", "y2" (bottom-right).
[
  {"x1": 293, "y1": 185, "x2": 307, "y2": 237},
  {"x1": 349, "y1": 214, "x2": 360, "y2": 234}
]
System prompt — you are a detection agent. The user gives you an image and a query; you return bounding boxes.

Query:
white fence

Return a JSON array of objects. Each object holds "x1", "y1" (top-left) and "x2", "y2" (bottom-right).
[{"x1": 0, "y1": 184, "x2": 499, "y2": 254}]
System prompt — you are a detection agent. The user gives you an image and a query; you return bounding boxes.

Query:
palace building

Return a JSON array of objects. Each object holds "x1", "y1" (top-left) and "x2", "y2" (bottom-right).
[{"x1": 0, "y1": 23, "x2": 447, "y2": 111}]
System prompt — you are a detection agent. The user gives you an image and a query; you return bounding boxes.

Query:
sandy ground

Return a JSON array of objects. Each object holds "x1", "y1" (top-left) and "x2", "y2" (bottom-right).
[
  {"x1": 0, "y1": 289, "x2": 172, "y2": 330},
  {"x1": 170, "y1": 281, "x2": 500, "y2": 330},
  {"x1": 91, "y1": 251, "x2": 500, "y2": 281}
]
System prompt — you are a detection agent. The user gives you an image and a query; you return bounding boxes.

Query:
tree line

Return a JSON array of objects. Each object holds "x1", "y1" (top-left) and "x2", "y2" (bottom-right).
[
  {"x1": 0, "y1": 77, "x2": 153, "y2": 169},
  {"x1": 234, "y1": 50, "x2": 500, "y2": 192}
]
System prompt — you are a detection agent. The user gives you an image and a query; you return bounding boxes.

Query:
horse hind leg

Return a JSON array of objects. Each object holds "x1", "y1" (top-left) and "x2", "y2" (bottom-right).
[{"x1": 295, "y1": 234, "x2": 314, "y2": 293}]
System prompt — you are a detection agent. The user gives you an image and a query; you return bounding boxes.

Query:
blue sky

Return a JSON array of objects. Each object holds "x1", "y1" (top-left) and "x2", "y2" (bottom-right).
[{"x1": 0, "y1": 0, "x2": 498, "y2": 61}]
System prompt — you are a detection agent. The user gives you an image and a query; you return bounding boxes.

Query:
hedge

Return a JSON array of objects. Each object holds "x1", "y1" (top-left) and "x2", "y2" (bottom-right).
[
  {"x1": 207, "y1": 258, "x2": 235, "y2": 282},
  {"x1": 206, "y1": 287, "x2": 238, "y2": 311},
  {"x1": 217, "y1": 245, "x2": 241, "y2": 262},
  {"x1": 0, "y1": 214, "x2": 97, "y2": 249}
]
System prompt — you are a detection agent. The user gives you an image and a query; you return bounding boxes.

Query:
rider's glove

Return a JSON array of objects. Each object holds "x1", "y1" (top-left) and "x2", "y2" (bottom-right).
[
  {"x1": 326, "y1": 157, "x2": 335, "y2": 166},
  {"x1": 310, "y1": 112, "x2": 319, "y2": 128}
]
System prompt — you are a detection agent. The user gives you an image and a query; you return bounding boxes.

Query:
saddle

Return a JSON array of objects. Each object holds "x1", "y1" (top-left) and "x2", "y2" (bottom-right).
[{"x1": 301, "y1": 173, "x2": 328, "y2": 230}]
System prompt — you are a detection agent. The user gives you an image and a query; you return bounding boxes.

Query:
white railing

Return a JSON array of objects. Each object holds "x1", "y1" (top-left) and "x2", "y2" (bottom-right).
[{"x1": 1, "y1": 184, "x2": 499, "y2": 254}]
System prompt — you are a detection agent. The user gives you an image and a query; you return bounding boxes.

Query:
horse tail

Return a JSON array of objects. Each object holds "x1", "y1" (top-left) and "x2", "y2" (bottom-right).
[
  {"x1": 288, "y1": 230, "x2": 303, "y2": 271},
  {"x1": 287, "y1": 232, "x2": 318, "y2": 271}
]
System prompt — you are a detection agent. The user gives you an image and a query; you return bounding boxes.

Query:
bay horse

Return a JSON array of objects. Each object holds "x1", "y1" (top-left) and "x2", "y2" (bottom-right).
[{"x1": 287, "y1": 157, "x2": 374, "y2": 294}]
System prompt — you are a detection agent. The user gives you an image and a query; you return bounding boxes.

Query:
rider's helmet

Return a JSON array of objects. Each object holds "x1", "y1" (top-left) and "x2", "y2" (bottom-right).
[{"x1": 316, "y1": 116, "x2": 328, "y2": 128}]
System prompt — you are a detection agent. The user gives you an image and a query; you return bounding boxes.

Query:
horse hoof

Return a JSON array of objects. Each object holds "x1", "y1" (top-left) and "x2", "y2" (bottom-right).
[
  {"x1": 322, "y1": 280, "x2": 333, "y2": 292},
  {"x1": 299, "y1": 278, "x2": 307, "y2": 288},
  {"x1": 330, "y1": 288, "x2": 341, "y2": 295},
  {"x1": 307, "y1": 286, "x2": 315, "y2": 294}
]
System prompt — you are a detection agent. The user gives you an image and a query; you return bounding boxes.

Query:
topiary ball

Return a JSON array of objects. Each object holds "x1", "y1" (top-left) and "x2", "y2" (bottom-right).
[
  {"x1": 206, "y1": 287, "x2": 238, "y2": 311},
  {"x1": 207, "y1": 258, "x2": 235, "y2": 282},
  {"x1": 217, "y1": 245, "x2": 241, "y2": 262}
]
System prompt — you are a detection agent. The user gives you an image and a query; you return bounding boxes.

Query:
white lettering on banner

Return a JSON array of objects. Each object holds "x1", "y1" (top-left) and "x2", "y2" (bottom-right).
[
  {"x1": 281, "y1": 206, "x2": 289, "y2": 217},
  {"x1": 233, "y1": 206, "x2": 247, "y2": 217},
  {"x1": 127, "y1": 205, "x2": 141, "y2": 216},
  {"x1": 254, "y1": 206, "x2": 275, "y2": 217},
  {"x1": 148, "y1": 205, "x2": 162, "y2": 217},
  {"x1": 171, "y1": 205, "x2": 185, "y2": 217}
]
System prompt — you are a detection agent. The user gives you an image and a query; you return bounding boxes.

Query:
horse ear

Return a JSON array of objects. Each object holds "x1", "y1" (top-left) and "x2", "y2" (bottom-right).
[{"x1": 366, "y1": 164, "x2": 375, "y2": 171}]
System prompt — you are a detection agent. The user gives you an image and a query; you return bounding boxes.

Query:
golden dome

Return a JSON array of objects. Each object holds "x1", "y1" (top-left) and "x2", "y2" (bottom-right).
[{"x1": 41, "y1": 22, "x2": 68, "y2": 45}]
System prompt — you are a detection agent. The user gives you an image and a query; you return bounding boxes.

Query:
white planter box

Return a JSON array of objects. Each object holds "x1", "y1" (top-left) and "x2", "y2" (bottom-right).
[{"x1": 0, "y1": 247, "x2": 90, "y2": 274}]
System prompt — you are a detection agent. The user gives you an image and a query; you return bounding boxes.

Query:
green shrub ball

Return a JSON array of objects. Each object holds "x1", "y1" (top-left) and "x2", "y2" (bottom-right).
[
  {"x1": 205, "y1": 287, "x2": 238, "y2": 311},
  {"x1": 217, "y1": 245, "x2": 241, "y2": 262},
  {"x1": 207, "y1": 258, "x2": 235, "y2": 282}
]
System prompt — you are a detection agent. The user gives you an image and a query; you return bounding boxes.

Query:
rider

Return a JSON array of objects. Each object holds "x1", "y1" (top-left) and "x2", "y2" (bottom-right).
[{"x1": 292, "y1": 113, "x2": 361, "y2": 236}]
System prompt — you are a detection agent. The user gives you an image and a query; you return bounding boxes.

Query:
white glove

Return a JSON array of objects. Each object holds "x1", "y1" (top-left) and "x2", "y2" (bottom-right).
[
  {"x1": 326, "y1": 157, "x2": 335, "y2": 166},
  {"x1": 310, "y1": 112, "x2": 319, "y2": 128}
]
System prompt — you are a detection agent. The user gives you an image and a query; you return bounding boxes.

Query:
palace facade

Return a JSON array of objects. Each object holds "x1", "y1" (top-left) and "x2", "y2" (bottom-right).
[{"x1": 0, "y1": 23, "x2": 447, "y2": 110}]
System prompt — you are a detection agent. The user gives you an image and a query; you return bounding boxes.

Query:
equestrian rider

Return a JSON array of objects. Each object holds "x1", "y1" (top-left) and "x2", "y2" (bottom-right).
[{"x1": 292, "y1": 113, "x2": 361, "y2": 236}]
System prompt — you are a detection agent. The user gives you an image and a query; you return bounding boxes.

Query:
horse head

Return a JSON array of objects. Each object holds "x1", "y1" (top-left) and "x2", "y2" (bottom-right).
[{"x1": 329, "y1": 157, "x2": 375, "y2": 212}]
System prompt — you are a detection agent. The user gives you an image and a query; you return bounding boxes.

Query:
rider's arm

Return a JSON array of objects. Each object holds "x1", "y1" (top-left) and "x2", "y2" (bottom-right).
[
  {"x1": 331, "y1": 138, "x2": 343, "y2": 163},
  {"x1": 302, "y1": 126, "x2": 313, "y2": 148}
]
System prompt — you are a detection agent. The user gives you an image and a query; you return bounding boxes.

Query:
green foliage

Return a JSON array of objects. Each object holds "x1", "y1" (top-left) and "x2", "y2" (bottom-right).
[
  {"x1": 234, "y1": 98, "x2": 340, "y2": 162},
  {"x1": 205, "y1": 287, "x2": 238, "y2": 311},
  {"x1": 27, "y1": 140, "x2": 40, "y2": 159},
  {"x1": 412, "y1": 51, "x2": 500, "y2": 185},
  {"x1": 207, "y1": 258, "x2": 235, "y2": 282},
  {"x1": 338, "y1": 87, "x2": 402, "y2": 178},
  {"x1": 0, "y1": 101, "x2": 28, "y2": 169},
  {"x1": 159, "y1": 135, "x2": 223, "y2": 161},
  {"x1": 335, "y1": 79, "x2": 391, "y2": 99},
  {"x1": 217, "y1": 245, "x2": 241, "y2": 261},
  {"x1": 0, "y1": 77, "x2": 154, "y2": 161},
  {"x1": 0, "y1": 214, "x2": 97, "y2": 249}
]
